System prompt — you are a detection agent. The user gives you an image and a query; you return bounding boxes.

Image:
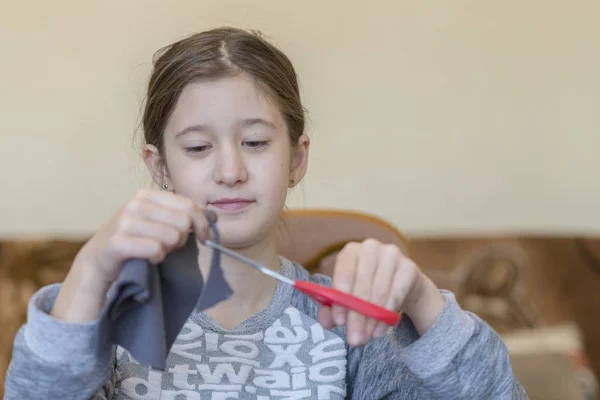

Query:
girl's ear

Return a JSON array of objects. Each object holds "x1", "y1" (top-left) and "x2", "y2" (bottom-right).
[
  {"x1": 143, "y1": 144, "x2": 171, "y2": 189},
  {"x1": 288, "y1": 135, "x2": 310, "y2": 188}
]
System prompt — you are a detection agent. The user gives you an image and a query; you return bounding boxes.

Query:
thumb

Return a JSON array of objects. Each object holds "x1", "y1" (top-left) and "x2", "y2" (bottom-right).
[{"x1": 190, "y1": 207, "x2": 215, "y2": 242}]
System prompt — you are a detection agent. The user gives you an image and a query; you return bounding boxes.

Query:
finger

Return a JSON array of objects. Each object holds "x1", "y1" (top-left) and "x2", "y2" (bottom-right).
[
  {"x1": 138, "y1": 188, "x2": 197, "y2": 213},
  {"x1": 126, "y1": 200, "x2": 193, "y2": 233},
  {"x1": 317, "y1": 306, "x2": 335, "y2": 330},
  {"x1": 141, "y1": 190, "x2": 210, "y2": 240},
  {"x1": 386, "y1": 254, "x2": 420, "y2": 312},
  {"x1": 152, "y1": 191, "x2": 210, "y2": 241},
  {"x1": 372, "y1": 321, "x2": 391, "y2": 339},
  {"x1": 117, "y1": 217, "x2": 186, "y2": 252},
  {"x1": 190, "y1": 206, "x2": 211, "y2": 241},
  {"x1": 109, "y1": 234, "x2": 166, "y2": 265},
  {"x1": 347, "y1": 240, "x2": 379, "y2": 346},
  {"x1": 127, "y1": 195, "x2": 210, "y2": 245},
  {"x1": 365, "y1": 244, "x2": 398, "y2": 339},
  {"x1": 331, "y1": 243, "x2": 359, "y2": 327},
  {"x1": 331, "y1": 304, "x2": 345, "y2": 327}
]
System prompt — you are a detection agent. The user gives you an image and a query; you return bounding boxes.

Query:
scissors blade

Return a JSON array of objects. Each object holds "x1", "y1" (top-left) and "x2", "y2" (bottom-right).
[{"x1": 203, "y1": 240, "x2": 295, "y2": 285}]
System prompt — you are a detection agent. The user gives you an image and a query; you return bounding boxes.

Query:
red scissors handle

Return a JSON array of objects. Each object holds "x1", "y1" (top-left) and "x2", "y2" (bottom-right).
[{"x1": 294, "y1": 280, "x2": 401, "y2": 326}]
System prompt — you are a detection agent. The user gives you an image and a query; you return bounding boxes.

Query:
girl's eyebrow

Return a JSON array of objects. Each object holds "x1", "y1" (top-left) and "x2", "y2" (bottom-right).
[
  {"x1": 176, "y1": 118, "x2": 277, "y2": 139},
  {"x1": 240, "y1": 118, "x2": 277, "y2": 130},
  {"x1": 175, "y1": 124, "x2": 211, "y2": 139}
]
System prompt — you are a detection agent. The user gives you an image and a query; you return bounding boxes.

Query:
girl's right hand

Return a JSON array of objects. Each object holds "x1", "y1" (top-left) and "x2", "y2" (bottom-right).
[{"x1": 73, "y1": 188, "x2": 210, "y2": 289}]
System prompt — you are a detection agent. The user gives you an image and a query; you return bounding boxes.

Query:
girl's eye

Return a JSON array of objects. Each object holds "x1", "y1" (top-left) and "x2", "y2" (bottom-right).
[
  {"x1": 186, "y1": 145, "x2": 211, "y2": 154},
  {"x1": 243, "y1": 141, "x2": 269, "y2": 149}
]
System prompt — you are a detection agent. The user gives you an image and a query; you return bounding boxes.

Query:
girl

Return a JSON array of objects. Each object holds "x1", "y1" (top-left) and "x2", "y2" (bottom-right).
[{"x1": 5, "y1": 27, "x2": 527, "y2": 399}]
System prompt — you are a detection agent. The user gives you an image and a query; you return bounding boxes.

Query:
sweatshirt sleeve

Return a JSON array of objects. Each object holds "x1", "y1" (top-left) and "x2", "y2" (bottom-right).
[
  {"x1": 346, "y1": 290, "x2": 529, "y2": 399},
  {"x1": 4, "y1": 283, "x2": 115, "y2": 400}
]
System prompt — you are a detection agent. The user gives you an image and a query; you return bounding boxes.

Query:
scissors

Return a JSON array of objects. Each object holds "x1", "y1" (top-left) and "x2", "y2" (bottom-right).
[{"x1": 204, "y1": 240, "x2": 401, "y2": 326}]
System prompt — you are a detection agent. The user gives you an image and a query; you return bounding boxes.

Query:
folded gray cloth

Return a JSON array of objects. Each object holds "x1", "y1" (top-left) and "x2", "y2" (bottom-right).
[{"x1": 97, "y1": 211, "x2": 233, "y2": 370}]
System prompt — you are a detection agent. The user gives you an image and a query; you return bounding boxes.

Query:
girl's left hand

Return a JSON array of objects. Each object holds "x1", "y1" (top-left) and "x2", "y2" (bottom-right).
[{"x1": 317, "y1": 239, "x2": 446, "y2": 346}]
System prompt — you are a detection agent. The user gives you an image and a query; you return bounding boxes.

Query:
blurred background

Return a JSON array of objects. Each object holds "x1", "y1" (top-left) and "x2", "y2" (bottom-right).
[{"x1": 1, "y1": 0, "x2": 599, "y2": 398}]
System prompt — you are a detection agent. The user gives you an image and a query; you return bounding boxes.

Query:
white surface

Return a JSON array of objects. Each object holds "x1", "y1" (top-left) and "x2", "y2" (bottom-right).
[{"x1": 1, "y1": 0, "x2": 599, "y2": 237}]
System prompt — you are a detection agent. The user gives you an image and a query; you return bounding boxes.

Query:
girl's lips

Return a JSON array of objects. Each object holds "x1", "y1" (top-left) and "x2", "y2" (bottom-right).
[{"x1": 209, "y1": 198, "x2": 254, "y2": 211}]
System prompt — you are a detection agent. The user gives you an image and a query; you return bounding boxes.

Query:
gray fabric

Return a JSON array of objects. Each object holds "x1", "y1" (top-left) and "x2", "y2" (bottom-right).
[
  {"x1": 97, "y1": 212, "x2": 233, "y2": 371},
  {"x1": 5, "y1": 258, "x2": 528, "y2": 399}
]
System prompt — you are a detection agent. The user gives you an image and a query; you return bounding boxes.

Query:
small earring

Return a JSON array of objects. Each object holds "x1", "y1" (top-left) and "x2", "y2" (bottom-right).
[
  {"x1": 289, "y1": 179, "x2": 294, "y2": 185},
  {"x1": 163, "y1": 183, "x2": 169, "y2": 190}
]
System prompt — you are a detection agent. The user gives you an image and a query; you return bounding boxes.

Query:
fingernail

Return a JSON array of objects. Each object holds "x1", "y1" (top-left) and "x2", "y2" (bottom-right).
[
  {"x1": 334, "y1": 312, "x2": 345, "y2": 326},
  {"x1": 350, "y1": 330, "x2": 362, "y2": 346},
  {"x1": 373, "y1": 325, "x2": 389, "y2": 339}
]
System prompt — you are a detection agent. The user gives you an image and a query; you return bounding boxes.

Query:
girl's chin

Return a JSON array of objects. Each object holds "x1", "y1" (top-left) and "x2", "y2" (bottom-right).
[{"x1": 210, "y1": 226, "x2": 271, "y2": 250}]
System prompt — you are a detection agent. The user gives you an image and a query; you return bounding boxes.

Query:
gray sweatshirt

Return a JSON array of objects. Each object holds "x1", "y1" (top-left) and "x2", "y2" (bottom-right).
[{"x1": 4, "y1": 258, "x2": 527, "y2": 399}]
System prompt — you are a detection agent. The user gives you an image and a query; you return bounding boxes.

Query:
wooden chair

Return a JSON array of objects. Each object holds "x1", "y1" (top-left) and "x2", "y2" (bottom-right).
[{"x1": 277, "y1": 209, "x2": 412, "y2": 275}]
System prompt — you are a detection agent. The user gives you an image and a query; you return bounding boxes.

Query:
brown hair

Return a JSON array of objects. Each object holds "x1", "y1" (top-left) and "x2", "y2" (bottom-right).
[{"x1": 142, "y1": 27, "x2": 305, "y2": 154}]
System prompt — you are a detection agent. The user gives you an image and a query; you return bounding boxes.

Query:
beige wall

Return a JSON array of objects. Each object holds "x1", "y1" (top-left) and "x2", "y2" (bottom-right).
[{"x1": 1, "y1": 0, "x2": 599, "y2": 238}]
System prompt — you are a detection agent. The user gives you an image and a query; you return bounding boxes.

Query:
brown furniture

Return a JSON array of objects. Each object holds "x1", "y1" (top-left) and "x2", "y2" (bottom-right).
[{"x1": 1, "y1": 209, "x2": 599, "y2": 399}]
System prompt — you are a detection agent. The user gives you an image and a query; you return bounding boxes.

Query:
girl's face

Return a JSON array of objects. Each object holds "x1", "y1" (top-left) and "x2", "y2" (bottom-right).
[{"x1": 144, "y1": 73, "x2": 309, "y2": 248}]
